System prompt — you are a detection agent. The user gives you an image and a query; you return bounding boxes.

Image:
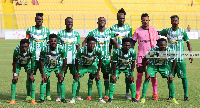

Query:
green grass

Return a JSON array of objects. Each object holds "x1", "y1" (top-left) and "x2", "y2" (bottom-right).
[{"x1": 0, "y1": 39, "x2": 200, "y2": 108}]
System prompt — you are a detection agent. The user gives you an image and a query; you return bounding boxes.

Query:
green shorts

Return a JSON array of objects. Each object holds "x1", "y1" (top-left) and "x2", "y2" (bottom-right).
[
  {"x1": 65, "y1": 64, "x2": 76, "y2": 76},
  {"x1": 111, "y1": 69, "x2": 132, "y2": 79},
  {"x1": 12, "y1": 63, "x2": 31, "y2": 73},
  {"x1": 33, "y1": 60, "x2": 40, "y2": 75},
  {"x1": 147, "y1": 65, "x2": 170, "y2": 78},
  {"x1": 101, "y1": 60, "x2": 111, "y2": 74},
  {"x1": 78, "y1": 63, "x2": 98, "y2": 78},
  {"x1": 43, "y1": 67, "x2": 62, "y2": 78},
  {"x1": 169, "y1": 61, "x2": 186, "y2": 78}
]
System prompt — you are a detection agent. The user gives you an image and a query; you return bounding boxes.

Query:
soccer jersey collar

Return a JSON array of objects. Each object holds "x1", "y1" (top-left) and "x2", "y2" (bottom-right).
[{"x1": 34, "y1": 26, "x2": 44, "y2": 30}]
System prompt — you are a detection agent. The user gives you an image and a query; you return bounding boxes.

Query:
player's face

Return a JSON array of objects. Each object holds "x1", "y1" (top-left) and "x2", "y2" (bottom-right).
[
  {"x1": 98, "y1": 18, "x2": 106, "y2": 27},
  {"x1": 20, "y1": 43, "x2": 29, "y2": 53},
  {"x1": 65, "y1": 18, "x2": 73, "y2": 29},
  {"x1": 49, "y1": 38, "x2": 57, "y2": 48},
  {"x1": 123, "y1": 42, "x2": 131, "y2": 51},
  {"x1": 171, "y1": 17, "x2": 179, "y2": 28},
  {"x1": 87, "y1": 40, "x2": 96, "y2": 52},
  {"x1": 141, "y1": 16, "x2": 149, "y2": 28},
  {"x1": 117, "y1": 15, "x2": 125, "y2": 25},
  {"x1": 158, "y1": 41, "x2": 167, "y2": 51},
  {"x1": 35, "y1": 16, "x2": 43, "y2": 26}
]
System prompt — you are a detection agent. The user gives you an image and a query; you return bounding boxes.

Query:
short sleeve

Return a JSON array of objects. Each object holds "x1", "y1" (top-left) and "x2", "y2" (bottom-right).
[
  {"x1": 132, "y1": 49, "x2": 136, "y2": 61},
  {"x1": 111, "y1": 31, "x2": 115, "y2": 39},
  {"x1": 13, "y1": 46, "x2": 19, "y2": 57},
  {"x1": 132, "y1": 29, "x2": 138, "y2": 41},
  {"x1": 183, "y1": 30, "x2": 189, "y2": 42},
  {"x1": 46, "y1": 29, "x2": 50, "y2": 41},
  {"x1": 112, "y1": 50, "x2": 118, "y2": 62},
  {"x1": 30, "y1": 47, "x2": 36, "y2": 70},
  {"x1": 76, "y1": 32, "x2": 80, "y2": 45},
  {"x1": 76, "y1": 48, "x2": 81, "y2": 60},
  {"x1": 40, "y1": 47, "x2": 46, "y2": 59},
  {"x1": 86, "y1": 31, "x2": 94, "y2": 38},
  {"x1": 128, "y1": 27, "x2": 132, "y2": 38},
  {"x1": 57, "y1": 32, "x2": 61, "y2": 44},
  {"x1": 97, "y1": 47, "x2": 103, "y2": 59},
  {"x1": 159, "y1": 29, "x2": 167, "y2": 37},
  {"x1": 26, "y1": 27, "x2": 30, "y2": 35},
  {"x1": 60, "y1": 46, "x2": 67, "y2": 58}
]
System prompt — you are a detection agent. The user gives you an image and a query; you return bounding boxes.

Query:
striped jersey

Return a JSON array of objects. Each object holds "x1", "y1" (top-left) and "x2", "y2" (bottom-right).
[
  {"x1": 26, "y1": 26, "x2": 50, "y2": 61},
  {"x1": 76, "y1": 46, "x2": 102, "y2": 65},
  {"x1": 13, "y1": 45, "x2": 36, "y2": 70},
  {"x1": 40, "y1": 44, "x2": 66, "y2": 69},
  {"x1": 110, "y1": 24, "x2": 132, "y2": 49},
  {"x1": 145, "y1": 46, "x2": 175, "y2": 66},
  {"x1": 112, "y1": 48, "x2": 136, "y2": 70},
  {"x1": 159, "y1": 27, "x2": 189, "y2": 62},
  {"x1": 87, "y1": 28, "x2": 114, "y2": 60},
  {"x1": 57, "y1": 29, "x2": 80, "y2": 64}
]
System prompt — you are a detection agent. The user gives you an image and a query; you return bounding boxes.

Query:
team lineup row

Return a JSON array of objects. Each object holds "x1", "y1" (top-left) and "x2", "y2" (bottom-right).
[{"x1": 9, "y1": 8, "x2": 193, "y2": 104}]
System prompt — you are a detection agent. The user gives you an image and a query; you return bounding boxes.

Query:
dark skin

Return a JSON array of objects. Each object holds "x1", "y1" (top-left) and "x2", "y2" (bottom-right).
[
  {"x1": 171, "y1": 17, "x2": 193, "y2": 63},
  {"x1": 111, "y1": 42, "x2": 135, "y2": 83},
  {"x1": 12, "y1": 43, "x2": 35, "y2": 83},
  {"x1": 40, "y1": 38, "x2": 67, "y2": 83},
  {"x1": 117, "y1": 15, "x2": 125, "y2": 27},
  {"x1": 75, "y1": 40, "x2": 103, "y2": 81},
  {"x1": 142, "y1": 41, "x2": 176, "y2": 82},
  {"x1": 35, "y1": 15, "x2": 43, "y2": 30}
]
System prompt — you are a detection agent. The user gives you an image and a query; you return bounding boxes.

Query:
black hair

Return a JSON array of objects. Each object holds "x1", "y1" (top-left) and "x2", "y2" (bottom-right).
[
  {"x1": 36, "y1": 13, "x2": 43, "y2": 17},
  {"x1": 49, "y1": 34, "x2": 57, "y2": 39},
  {"x1": 98, "y1": 17, "x2": 105, "y2": 21},
  {"x1": 157, "y1": 38, "x2": 167, "y2": 45},
  {"x1": 122, "y1": 38, "x2": 132, "y2": 45},
  {"x1": 65, "y1": 17, "x2": 73, "y2": 21},
  {"x1": 170, "y1": 15, "x2": 179, "y2": 20},
  {"x1": 20, "y1": 38, "x2": 29, "y2": 45},
  {"x1": 118, "y1": 8, "x2": 126, "y2": 15},
  {"x1": 141, "y1": 13, "x2": 149, "y2": 20},
  {"x1": 87, "y1": 36, "x2": 96, "y2": 43}
]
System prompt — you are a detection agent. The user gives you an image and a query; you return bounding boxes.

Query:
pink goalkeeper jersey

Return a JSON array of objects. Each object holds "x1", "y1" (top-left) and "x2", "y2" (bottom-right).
[{"x1": 132, "y1": 27, "x2": 158, "y2": 56}]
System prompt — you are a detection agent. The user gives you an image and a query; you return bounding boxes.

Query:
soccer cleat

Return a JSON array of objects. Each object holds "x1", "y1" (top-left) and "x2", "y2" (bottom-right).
[
  {"x1": 132, "y1": 98, "x2": 139, "y2": 103},
  {"x1": 56, "y1": 96, "x2": 61, "y2": 102},
  {"x1": 46, "y1": 96, "x2": 51, "y2": 101},
  {"x1": 141, "y1": 98, "x2": 145, "y2": 103},
  {"x1": 38, "y1": 99, "x2": 44, "y2": 103},
  {"x1": 184, "y1": 97, "x2": 189, "y2": 101},
  {"x1": 167, "y1": 96, "x2": 172, "y2": 100},
  {"x1": 172, "y1": 98, "x2": 179, "y2": 104},
  {"x1": 106, "y1": 98, "x2": 112, "y2": 103},
  {"x1": 152, "y1": 94, "x2": 158, "y2": 100},
  {"x1": 125, "y1": 93, "x2": 131, "y2": 100},
  {"x1": 76, "y1": 96, "x2": 83, "y2": 100},
  {"x1": 104, "y1": 96, "x2": 109, "y2": 100},
  {"x1": 61, "y1": 99, "x2": 67, "y2": 103},
  {"x1": 26, "y1": 96, "x2": 32, "y2": 101},
  {"x1": 9, "y1": 99, "x2": 15, "y2": 104},
  {"x1": 99, "y1": 99, "x2": 106, "y2": 103},
  {"x1": 69, "y1": 98, "x2": 75, "y2": 103},
  {"x1": 31, "y1": 99, "x2": 37, "y2": 104},
  {"x1": 135, "y1": 94, "x2": 141, "y2": 100},
  {"x1": 86, "y1": 96, "x2": 92, "y2": 101}
]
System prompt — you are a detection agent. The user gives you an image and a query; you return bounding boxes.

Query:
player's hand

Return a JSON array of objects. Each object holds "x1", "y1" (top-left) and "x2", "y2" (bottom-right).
[
  {"x1": 167, "y1": 75, "x2": 173, "y2": 81},
  {"x1": 58, "y1": 73, "x2": 64, "y2": 82},
  {"x1": 75, "y1": 74, "x2": 81, "y2": 81},
  {"x1": 29, "y1": 75, "x2": 35, "y2": 82},
  {"x1": 111, "y1": 74, "x2": 117, "y2": 83},
  {"x1": 42, "y1": 73, "x2": 47, "y2": 83},
  {"x1": 12, "y1": 76, "x2": 18, "y2": 84},
  {"x1": 189, "y1": 56, "x2": 193, "y2": 63},
  {"x1": 129, "y1": 75, "x2": 134, "y2": 83},
  {"x1": 115, "y1": 34, "x2": 119, "y2": 36},
  {"x1": 94, "y1": 72, "x2": 101, "y2": 80},
  {"x1": 145, "y1": 72, "x2": 150, "y2": 81}
]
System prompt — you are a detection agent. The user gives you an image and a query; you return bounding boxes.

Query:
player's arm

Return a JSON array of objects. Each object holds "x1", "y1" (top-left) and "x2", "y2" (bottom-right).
[
  {"x1": 82, "y1": 31, "x2": 93, "y2": 47},
  {"x1": 76, "y1": 33, "x2": 81, "y2": 51},
  {"x1": 131, "y1": 49, "x2": 136, "y2": 73},
  {"x1": 111, "y1": 31, "x2": 120, "y2": 49},
  {"x1": 111, "y1": 50, "x2": 117, "y2": 82},
  {"x1": 12, "y1": 56, "x2": 18, "y2": 84},
  {"x1": 142, "y1": 57, "x2": 150, "y2": 81},
  {"x1": 159, "y1": 29, "x2": 167, "y2": 37},
  {"x1": 39, "y1": 48, "x2": 47, "y2": 83},
  {"x1": 95, "y1": 48, "x2": 103, "y2": 80},
  {"x1": 132, "y1": 30, "x2": 138, "y2": 49},
  {"x1": 75, "y1": 49, "x2": 81, "y2": 81},
  {"x1": 184, "y1": 30, "x2": 193, "y2": 63},
  {"x1": 28, "y1": 48, "x2": 36, "y2": 82},
  {"x1": 59, "y1": 47, "x2": 67, "y2": 82}
]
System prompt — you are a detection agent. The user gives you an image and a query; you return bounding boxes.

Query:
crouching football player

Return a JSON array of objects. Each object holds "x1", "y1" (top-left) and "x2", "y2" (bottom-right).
[
  {"x1": 9, "y1": 39, "x2": 36, "y2": 104},
  {"x1": 69, "y1": 36, "x2": 106, "y2": 103},
  {"x1": 107, "y1": 38, "x2": 138, "y2": 103},
  {"x1": 39, "y1": 34, "x2": 67, "y2": 103},
  {"x1": 141, "y1": 38, "x2": 178, "y2": 104}
]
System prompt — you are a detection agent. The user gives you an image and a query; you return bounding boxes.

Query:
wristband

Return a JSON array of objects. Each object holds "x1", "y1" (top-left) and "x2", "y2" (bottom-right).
[{"x1": 13, "y1": 73, "x2": 18, "y2": 76}]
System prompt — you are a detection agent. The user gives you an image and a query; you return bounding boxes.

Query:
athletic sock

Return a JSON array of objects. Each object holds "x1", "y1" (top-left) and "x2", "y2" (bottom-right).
[
  {"x1": 109, "y1": 83, "x2": 116, "y2": 99},
  {"x1": 60, "y1": 81, "x2": 65, "y2": 99},
  {"x1": 96, "y1": 80, "x2": 103, "y2": 99},
  {"x1": 130, "y1": 83, "x2": 136, "y2": 98},
  {"x1": 104, "y1": 79, "x2": 109, "y2": 96},
  {"x1": 11, "y1": 83, "x2": 17, "y2": 100},
  {"x1": 182, "y1": 77, "x2": 188, "y2": 97},
  {"x1": 72, "y1": 80, "x2": 78, "y2": 99},
  {"x1": 76, "y1": 81, "x2": 80, "y2": 96},
  {"x1": 40, "y1": 82, "x2": 47, "y2": 100},
  {"x1": 125, "y1": 77, "x2": 130, "y2": 94},
  {"x1": 88, "y1": 79, "x2": 93, "y2": 97},
  {"x1": 168, "y1": 80, "x2": 175, "y2": 99},
  {"x1": 30, "y1": 82, "x2": 35, "y2": 99},
  {"x1": 46, "y1": 79, "x2": 50, "y2": 96},
  {"x1": 167, "y1": 80, "x2": 172, "y2": 97},
  {"x1": 26, "y1": 76, "x2": 31, "y2": 96},
  {"x1": 142, "y1": 80, "x2": 150, "y2": 98},
  {"x1": 136, "y1": 72, "x2": 143, "y2": 94},
  {"x1": 57, "y1": 82, "x2": 61, "y2": 96},
  {"x1": 151, "y1": 75, "x2": 158, "y2": 94}
]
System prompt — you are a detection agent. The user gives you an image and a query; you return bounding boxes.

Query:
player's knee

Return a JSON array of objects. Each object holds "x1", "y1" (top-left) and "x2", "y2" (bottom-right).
[{"x1": 111, "y1": 80, "x2": 116, "y2": 83}]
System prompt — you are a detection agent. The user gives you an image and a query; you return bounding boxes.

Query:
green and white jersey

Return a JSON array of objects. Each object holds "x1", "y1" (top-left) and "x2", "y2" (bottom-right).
[
  {"x1": 76, "y1": 46, "x2": 102, "y2": 65},
  {"x1": 112, "y1": 48, "x2": 136, "y2": 70},
  {"x1": 110, "y1": 24, "x2": 132, "y2": 49},
  {"x1": 26, "y1": 26, "x2": 50, "y2": 61},
  {"x1": 13, "y1": 45, "x2": 36, "y2": 70},
  {"x1": 159, "y1": 27, "x2": 189, "y2": 62},
  {"x1": 145, "y1": 47, "x2": 175, "y2": 66},
  {"x1": 40, "y1": 44, "x2": 66, "y2": 69},
  {"x1": 57, "y1": 29, "x2": 80, "y2": 64},
  {"x1": 87, "y1": 28, "x2": 114, "y2": 60}
]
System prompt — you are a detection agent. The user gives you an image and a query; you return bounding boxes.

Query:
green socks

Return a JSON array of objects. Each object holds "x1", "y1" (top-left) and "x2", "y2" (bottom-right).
[
  {"x1": 40, "y1": 82, "x2": 47, "y2": 100},
  {"x1": 109, "y1": 83, "x2": 116, "y2": 99},
  {"x1": 96, "y1": 80, "x2": 103, "y2": 99},
  {"x1": 168, "y1": 80, "x2": 175, "y2": 98},
  {"x1": 60, "y1": 81, "x2": 65, "y2": 99},
  {"x1": 72, "y1": 80, "x2": 78, "y2": 99},
  {"x1": 26, "y1": 78, "x2": 31, "y2": 96},
  {"x1": 182, "y1": 77, "x2": 188, "y2": 97},
  {"x1": 130, "y1": 83, "x2": 136, "y2": 98},
  {"x1": 104, "y1": 79, "x2": 109, "y2": 96},
  {"x1": 125, "y1": 77, "x2": 130, "y2": 94},
  {"x1": 57, "y1": 82, "x2": 61, "y2": 96},
  {"x1": 46, "y1": 79, "x2": 50, "y2": 96},
  {"x1": 76, "y1": 81, "x2": 80, "y2": 96},
  {"x1": 11, "y1": 83, "x2": 16, "y2": 100},
  {"x1": 88, "y1": 79, "x2": 93, "y2": 97},
  {"x1": 30, "y1": 82, "x2": 35, "y2": 99},
  {"x1": 142, "y1": 80, "x2": 149, "y2": 98}
]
